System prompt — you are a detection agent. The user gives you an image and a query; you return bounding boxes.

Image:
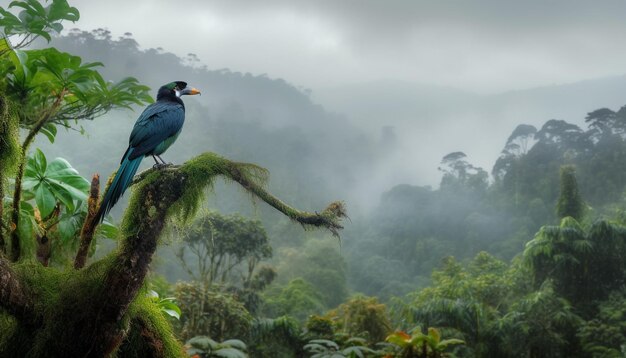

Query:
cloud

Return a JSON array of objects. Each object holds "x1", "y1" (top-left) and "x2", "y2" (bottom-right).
[{"x1": 68, "y1": 0, "x2": 626, "y2": 92}]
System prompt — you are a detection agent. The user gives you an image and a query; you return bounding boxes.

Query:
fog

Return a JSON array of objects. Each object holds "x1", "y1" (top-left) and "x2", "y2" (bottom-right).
[
  {"x1": 70, "y1": 0, "x2": 626, "y2": 92},
  {"x1": 57, "y1": 0, "x2": 626, "y2": 201}
]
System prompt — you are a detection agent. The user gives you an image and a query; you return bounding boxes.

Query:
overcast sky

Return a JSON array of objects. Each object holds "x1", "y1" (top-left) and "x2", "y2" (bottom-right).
[{"x1": 68, "y1": 0, "x2": 626, "y2": 93}]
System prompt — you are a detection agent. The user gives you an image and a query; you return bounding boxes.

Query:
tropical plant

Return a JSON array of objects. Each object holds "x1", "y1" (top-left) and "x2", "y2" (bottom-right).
[
  {"x1": 185, "y1": 336, "x2": 248, "y2": 358},
  {"x1": 328, "y1": 295, "x2": 392, "y2": 343},
  {"x1": 12, "y1": 148, "x2": 117, "y2": 265},
  {"x1": 0, "y1": 0, "x2": 152, "y2": 261},
  {"x1": 556, "y1": 165, "x2": 585, "y2": 221},
  {"x1": 385, "y1": 327, "x2": 464, "y2": 358},
  {"x1": 0, "y1": 0, "x2": 79, "y2": 50},
  {"x1": 499, "y1": 282, "x2": 582, "y2": 357},
  {"x1": 147, "y1": 289, "x2": 181, "y2": 320},
  {"x1": 303, "y1": 338, "x2": 376, "y2": 358},
  {"x1": 174, "y1": 282, "x2": 253, "y2": 341},
  {"x1": 248, "y1": 316, "x2": 304, "y2": 357}
]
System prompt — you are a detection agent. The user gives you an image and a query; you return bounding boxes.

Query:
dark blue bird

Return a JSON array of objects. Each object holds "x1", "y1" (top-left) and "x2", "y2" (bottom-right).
[{"x1": 94, "y1": 81, "x2": 201, "y2": 224}]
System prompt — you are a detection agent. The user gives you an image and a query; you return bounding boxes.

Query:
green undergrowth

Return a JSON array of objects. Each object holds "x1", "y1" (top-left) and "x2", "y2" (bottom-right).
[{"x1": 0, "y1": 257, "x2": 183, "y2": 357}]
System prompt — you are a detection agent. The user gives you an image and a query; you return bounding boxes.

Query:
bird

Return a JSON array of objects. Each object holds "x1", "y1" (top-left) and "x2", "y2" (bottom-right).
[{"x1": 93, "y1": 81, "x2": 201, "y2": 224}]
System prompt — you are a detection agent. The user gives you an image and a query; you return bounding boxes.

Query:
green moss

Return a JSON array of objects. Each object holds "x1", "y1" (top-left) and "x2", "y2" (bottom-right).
[
  {"x1": 117, "y1": 293, "x2": 185, "y2": 358},
  {"x1": 167, "y1": 152, "x2": 267, "y2": 224},
  {"x1": 0, "y1": 95, "x2": 20, "y2": 177},
  {"x1": 0, "y1": 256, "x2": 185, "y2": 357}
]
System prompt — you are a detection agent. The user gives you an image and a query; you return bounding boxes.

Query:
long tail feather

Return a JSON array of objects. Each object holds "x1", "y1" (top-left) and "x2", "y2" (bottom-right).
[{"x1": 94, "y1": 148, "x2": 143, "y2": 224}]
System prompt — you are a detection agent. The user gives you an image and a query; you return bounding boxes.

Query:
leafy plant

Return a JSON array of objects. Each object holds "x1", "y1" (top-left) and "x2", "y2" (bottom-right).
[
  {"x1": 147, "y1": 289, "x2": 181, "y2": 320},
  {"x1": 0, "y1": 0, "x2": 79, "y2": 50},
  {"x1": 185, "y1": 336, "x2": 248, "y2": 358},
  {"x1": 386, "y1": 327, "x2": 464, "y2": 358},
  {"x1": 303, "y1": 338, "x2": 376, "y2": 358},
  {"x1": 11, "y1": 148, "x2": 117, "y2": 263}
]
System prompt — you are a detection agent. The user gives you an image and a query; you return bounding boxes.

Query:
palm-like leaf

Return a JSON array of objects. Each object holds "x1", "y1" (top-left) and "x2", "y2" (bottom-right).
[{"x1": 22, "y1": 148, "x2": 89, "y2": 218}]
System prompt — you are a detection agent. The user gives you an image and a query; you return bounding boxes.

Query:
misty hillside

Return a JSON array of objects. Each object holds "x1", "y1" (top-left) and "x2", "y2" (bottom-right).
[{"x1": 316, "y1": 76, "x2": 626, "y2": 185}]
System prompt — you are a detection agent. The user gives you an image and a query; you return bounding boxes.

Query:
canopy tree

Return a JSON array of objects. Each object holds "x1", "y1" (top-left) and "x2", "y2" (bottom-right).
[{"x1": 0, "y1": 1, "x2": 347, "y2": 356}]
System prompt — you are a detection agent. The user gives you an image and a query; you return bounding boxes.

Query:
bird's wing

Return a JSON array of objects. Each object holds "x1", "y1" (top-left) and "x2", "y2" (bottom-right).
[{"x1": 127, "y1": 101, "x2": 185, "y2": 160}]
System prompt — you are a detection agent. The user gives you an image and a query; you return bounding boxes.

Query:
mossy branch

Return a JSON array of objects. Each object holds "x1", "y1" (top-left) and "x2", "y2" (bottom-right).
[
  {"x1": 133, "y1": 152, "x2": 347, "y2": 235},
  {"x1": 74, "y1": 174, "x2": 101, "y2": 269},
  {"x1": 0, "y1": 95, "x2": 20, "y2": 254}
]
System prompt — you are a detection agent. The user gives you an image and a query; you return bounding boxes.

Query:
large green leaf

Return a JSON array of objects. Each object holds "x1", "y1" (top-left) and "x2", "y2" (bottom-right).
[
  {"x1": 214, "y1": 348, "x2": 248, "y2": 358},
  {"x1": 222, "y1": 339, "x2": 247, "y2": 350},
  {"x1": 35, "y1": 182, "x2": 55, "y2": 218}
]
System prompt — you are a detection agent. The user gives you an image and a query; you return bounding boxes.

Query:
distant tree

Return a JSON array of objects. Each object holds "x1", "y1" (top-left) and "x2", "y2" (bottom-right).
[
  {"x1": 438, "y1": 152, "x2": 488, "y2": 193},
  {"x1": 524, "y1": 217, "x2": 626, "y2": 311},
  {"x1": 174, "y1": 282, "x2": 252, "y2": 341},
  {"x1": 175, "y1": 211, "x2": 273, "y2": 290},
  {"x1": 261, "y1": 278, "x2": 325, "y2": 321},
  {"x1": 327, "y1": 295, "x2": 392, "y2": 343},
  {"x1": 556, "y1": 165, "x2": 584, "y2": 221},
  {"x1": 492, "y1": 124, "x2": 537, "y2": 195}
]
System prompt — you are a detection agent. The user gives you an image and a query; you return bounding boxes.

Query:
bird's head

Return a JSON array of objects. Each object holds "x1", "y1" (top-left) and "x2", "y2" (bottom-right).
[{"x1": 157, "y1": 81, "x2": 201, "y2": 101}]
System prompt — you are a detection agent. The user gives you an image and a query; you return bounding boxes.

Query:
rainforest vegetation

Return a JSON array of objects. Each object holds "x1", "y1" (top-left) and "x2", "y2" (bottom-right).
[{"x1": 3, "y1": 1, "x2": 626, "y2": 357}]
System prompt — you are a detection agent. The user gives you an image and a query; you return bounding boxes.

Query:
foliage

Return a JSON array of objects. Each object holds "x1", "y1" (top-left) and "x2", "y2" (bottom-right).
[
  {"x1": 147, "y1": 289, "x2": 181, "y2": 320},
  {"x1": 174, "y1": 282, "x2": 253, "y2": 342},
  {"x1": 22, "y1": 148, "x2": 89, "y2": 218},
  {"x1": 0, "y1": 43, "x2": 152, "y2": 132},
  {"x1": 499, "y1": 282, "x2": 582, "y2": 357},
  {"x1": 0, "y1": 0, "x2": 78, "y2": 49},
  {"x1": 399, "y1": 253, "x2": 526, "y2": 356},
  {"x1": 248, "y1": 316, "x2": 304, "y2": 357},
  {"x1": 577, "y1": 290, "x2": 626, "y2": 356},
  {"x1": 303, "y1": 338, "x2": 376, "y2": 358},
  {"x1": 306, "y1": 315, "x2": 336, "y2": 340},
  {"x1": 262, "y1": 278, "x2": 326, "y2": 321},
  {"x1": 13, "y1": 148, "x2": 117, "y2": 263},
  {"x1": 275, "y1": 239, "x2": 348, "y2": 308},
  {"x1": 524, "y1": 217, "x2": 626, "y2": 309},
  {"x1": 327, "y1": 295, "x2": 392, "y2": 343},
  {"x1": 385, "y1": 327, "x2": 464, "y2": 358},
  {"x1": 185, "y1": 336, "x2": 248, "y2": 358},
  {"x1": 175, "y1": 211, "x2": 272, "y2": 289},
  {"x1": 556, "y1": 165, "x2": 584, "y2": 221}
]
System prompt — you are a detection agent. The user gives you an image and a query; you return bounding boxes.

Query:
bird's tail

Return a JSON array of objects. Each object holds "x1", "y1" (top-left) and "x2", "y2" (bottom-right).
[{"x1": 94, "y1": 148, "x2": 143, "y2": 224}]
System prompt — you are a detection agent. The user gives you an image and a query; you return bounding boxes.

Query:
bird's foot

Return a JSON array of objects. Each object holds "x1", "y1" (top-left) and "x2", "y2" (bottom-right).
[{"x1": 152, "y1": 163, "x2": 174, "y2": 170}]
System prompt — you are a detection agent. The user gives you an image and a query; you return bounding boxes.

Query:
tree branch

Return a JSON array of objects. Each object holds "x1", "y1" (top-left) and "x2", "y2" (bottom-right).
[{"x1": 74, "y1": 174, "x2": 101, "y2": 269}]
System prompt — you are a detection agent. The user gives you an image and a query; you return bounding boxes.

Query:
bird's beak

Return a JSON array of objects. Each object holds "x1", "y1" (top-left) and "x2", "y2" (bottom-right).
[{"x1": 180, "y1": 87, "x2": 201, "y2": 96}]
